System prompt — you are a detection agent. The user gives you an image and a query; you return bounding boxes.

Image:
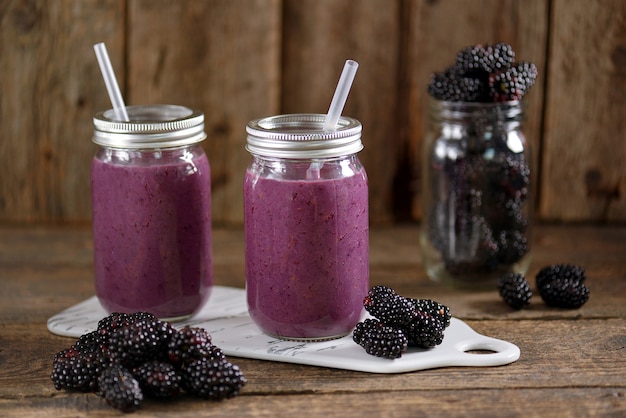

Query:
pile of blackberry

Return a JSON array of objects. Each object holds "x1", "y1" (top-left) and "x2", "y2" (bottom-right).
[
  {"x1": 353, "y1": 286, "x2": 451, "y2": 359},
  {"x1": 428, "y1": 152, "x2": 531, "y2": 275},
  {"x1": 428, "y1": 42, "x2": 538, "y2": 102},
  {"x1": 497, "y1": 264, "x2": 590, "y2": 310},
  {"x1": 51, "y1": 312, "x2": 246, "y2": 412}
]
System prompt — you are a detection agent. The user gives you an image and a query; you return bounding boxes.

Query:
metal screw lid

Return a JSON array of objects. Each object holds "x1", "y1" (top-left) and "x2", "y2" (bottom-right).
[
  {"x1": 93, "y1": 105, "x2": 206, "y2": 149},
  {"x1": 246, "y1": 114, "x2": 363, "y2": 159}
]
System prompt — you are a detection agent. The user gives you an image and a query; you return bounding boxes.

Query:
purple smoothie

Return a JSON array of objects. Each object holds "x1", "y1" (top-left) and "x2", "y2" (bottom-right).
[
  {"x1": 244, "y1": 165, "x2": 369, "y2": 340},
  {"x1": 91, "y1": 146, "x2": 213, "y2": 319}
]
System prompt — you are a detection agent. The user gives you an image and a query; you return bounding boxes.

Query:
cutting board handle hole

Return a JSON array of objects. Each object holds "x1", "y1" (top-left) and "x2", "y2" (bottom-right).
[{"x1": 464, "y1": 349, "x2": 498, "y2": 355}]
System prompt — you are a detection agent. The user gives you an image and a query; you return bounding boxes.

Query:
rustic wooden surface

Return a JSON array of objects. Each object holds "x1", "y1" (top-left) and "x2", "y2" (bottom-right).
[
  {"x1": 0, "y1": 224, "x2": 624, "y2": 417},
  {"x1": 1, "y1": 0, "x2": 624, "y2": 225}
]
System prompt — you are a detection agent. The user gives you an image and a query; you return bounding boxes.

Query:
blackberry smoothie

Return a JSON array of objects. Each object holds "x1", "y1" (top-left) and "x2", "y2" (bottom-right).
[
  {"x1": 244, "y1": 114, "x2": 369, "y2": 341},
  {"x1": 91, "y1": 105, "x2": 212, "y2": 320}
]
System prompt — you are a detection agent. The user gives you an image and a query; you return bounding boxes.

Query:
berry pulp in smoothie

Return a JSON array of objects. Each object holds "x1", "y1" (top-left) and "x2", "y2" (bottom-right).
[
  {"x1": 91, "y1": 146, "x2": 213, "y2": 320},
  {"x1": 244, "y1": 164, "x2": 369, "y2": 340}
]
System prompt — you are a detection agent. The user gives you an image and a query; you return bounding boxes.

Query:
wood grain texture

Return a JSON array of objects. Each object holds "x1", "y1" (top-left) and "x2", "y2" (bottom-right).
[
  {"x1": 540, "y1": 0, "x2": 626, "y2": 221},
  {"x1": 0, "y1": 0, "x2": 624, "y2": 226},
  {"x1": 0, "y1": 225, "x2": 624, "y2": 417},
  {"x1": 281, "y1": 0, "x2": 401, "y2": 224},
  {"x1": 0, "y1": 0, "x2": 124, "y2": 222},
  {"x1": 0, "y1": 388, "x2": 624, "y2": 417},
  {"x1": 127, "y1": 0, "x2": 282, "y2": 225}
]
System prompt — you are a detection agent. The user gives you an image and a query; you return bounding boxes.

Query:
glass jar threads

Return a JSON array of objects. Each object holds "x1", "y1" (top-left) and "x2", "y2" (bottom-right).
[{"x1": 420, "y1": 99, "x2": 532, "y2": 287}]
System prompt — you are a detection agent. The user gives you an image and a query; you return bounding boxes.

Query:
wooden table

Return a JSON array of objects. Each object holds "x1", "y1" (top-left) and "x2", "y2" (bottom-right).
[{"x1": 1, "y1": 224, "x2": 624, "y2": 417}]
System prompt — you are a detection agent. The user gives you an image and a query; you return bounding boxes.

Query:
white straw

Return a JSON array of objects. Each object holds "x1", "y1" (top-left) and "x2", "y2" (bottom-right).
[
  {"x1": 324, "y1": 59, "x2": 359, "y2": 131},
  {"x1": 93, "y1": 42, "x2": 129, "y2": 122}
]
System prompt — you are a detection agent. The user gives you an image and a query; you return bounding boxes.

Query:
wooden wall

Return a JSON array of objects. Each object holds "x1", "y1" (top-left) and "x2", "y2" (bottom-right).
[{"x1": 1, "y1": 0, "x2": 624, "y2": 226}]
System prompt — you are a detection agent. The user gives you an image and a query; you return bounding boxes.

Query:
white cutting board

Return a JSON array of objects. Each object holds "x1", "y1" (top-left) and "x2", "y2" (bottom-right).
[{"x1": 47, "y1": 286, "x2": 520, "y2": 374}]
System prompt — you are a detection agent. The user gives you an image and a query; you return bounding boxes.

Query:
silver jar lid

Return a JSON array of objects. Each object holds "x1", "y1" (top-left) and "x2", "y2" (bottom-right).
[
  {"x1": 246, "y1": 114, "x2": 363, "y2": 159},
  {"x1": 93, "y1": 105, "x2": 206, "y2": 148}
]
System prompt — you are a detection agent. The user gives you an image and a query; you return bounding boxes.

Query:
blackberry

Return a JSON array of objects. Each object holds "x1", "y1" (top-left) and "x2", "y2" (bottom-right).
[
  {"x1": 408, "y1": 298, "x2": 451, "y2": 328},
  {"x1": 427, "y1": 66, "x2": 489, "y2": 102},
  {"x1": 536, "y1": 264, "x2": 586, "y2": 290},
  {"x1": 538, "y1": 277, "x2": 590, "y2": 309},
  {"x1": 486, "y1": 153, "x2": 531, "y2": 199},
  {"x1": 168, "y1": 326, "x2": 223, "y2": 366},
  {"x1": 484, "y1": 43, "x2": 516, "y2": 72},
  {"x1": 489, "y1": 61, "x2": 538, "y2": 102},
  {"x1": 513, "y1": 61, "x2": 538, "y2": 90},
  {"x1": 73, "y1": 330, "x2": 104, "y2": 354},
  {"x1": 473, "y1": 216, "x2": 501, "y2": 269},
  {"x1": 181, "y1": 357, "x2": 247, "y2": 400},
  {"x1": 352, "y1": 318, "x2": 408, "y2": 359},
  {"x1": 489, "y1": 194, "x2": 528, "y2": 231},
  {"x1": 107, "y1": 318, "x2": 174, "y2": 367},
  {"x1": 505, "y1": 154, "x2": 531, "y2": 193},
  {"x1": 97, "y1": 312, "x2": 130, "y2": 332},
  {"x1": 97, "y1": 364, "x2": 143, "y2": 412},
  {"x1": 128, "y1": 311, "x2": 157, "y2": 323},
  {"x1": 363, "y1": 286, "x2": 416, "y2": 326},
  {"x1": 456, "y1": 42, "x2": 515, "y2": 75},
  {"x1": 495, "y1": 195, "x2": 529, "y2": 226},
  {"x1": 536, "y1": 264, "x2": 589, "y2": 309},
  {"x1": 97, "y1": 311, "x2": 156, "y2": 333},
  {"x1": 96, "y1": 312, "x2": 132, "y2": 343},
  {"x1": 497, "y1": 273, "x2": 532, "y2": 309},
  {"x1": 51, "y1": 347, "x2": 108, "y2": 392},
  {"x1": 496, "y1": 229, "x2": 529, "y2": 265},
  {"x1": 441, "y1": 215, "x2": 500, "y2": 275},
  {"x1": 455, "y1": 44, "x2": 488, "y2": 75},
  {"x1": 133, "y1": 361, "x2": 181, "y2": 400},
  {"x1": 402, "y1": 312, "x2": 445, "y2": 348}
]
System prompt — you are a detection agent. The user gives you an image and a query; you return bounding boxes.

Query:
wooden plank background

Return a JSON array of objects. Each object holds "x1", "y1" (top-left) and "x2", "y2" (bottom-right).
[{"x1": 0, "y1": 0, "x2": 624, "y2": 225}]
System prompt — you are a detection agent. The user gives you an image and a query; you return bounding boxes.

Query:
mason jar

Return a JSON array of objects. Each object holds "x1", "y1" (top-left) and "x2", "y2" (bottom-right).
[
  {"x1": 244, "y1": 114, "x2": 369, "y2": 341},
  {"x1": 420, "y1": 99, "x2": 532, "y2": 288},
  {"x1": 91, "y1": 105, "x2": 213, "y2": 321}
]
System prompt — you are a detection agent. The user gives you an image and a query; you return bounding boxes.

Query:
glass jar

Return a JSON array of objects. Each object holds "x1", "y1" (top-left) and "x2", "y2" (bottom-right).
[
  {"x1": 420, "y1": 100, "x2": 532, "y2": 288},
  {"x1": 91, "y1": 105, "x2": 213, "y2": 321},
  {"x1": 244, "y1": 114, "x2": 369, "y2": 341}
]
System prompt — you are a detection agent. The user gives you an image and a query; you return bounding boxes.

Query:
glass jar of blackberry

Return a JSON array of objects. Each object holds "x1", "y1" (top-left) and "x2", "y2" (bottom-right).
[
  {"x1": 420, "y1": 99, "x2": 532, "y2": 287},
  {"x1": 421, "y1": 43, "x2": 537, "y2": 287}
]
